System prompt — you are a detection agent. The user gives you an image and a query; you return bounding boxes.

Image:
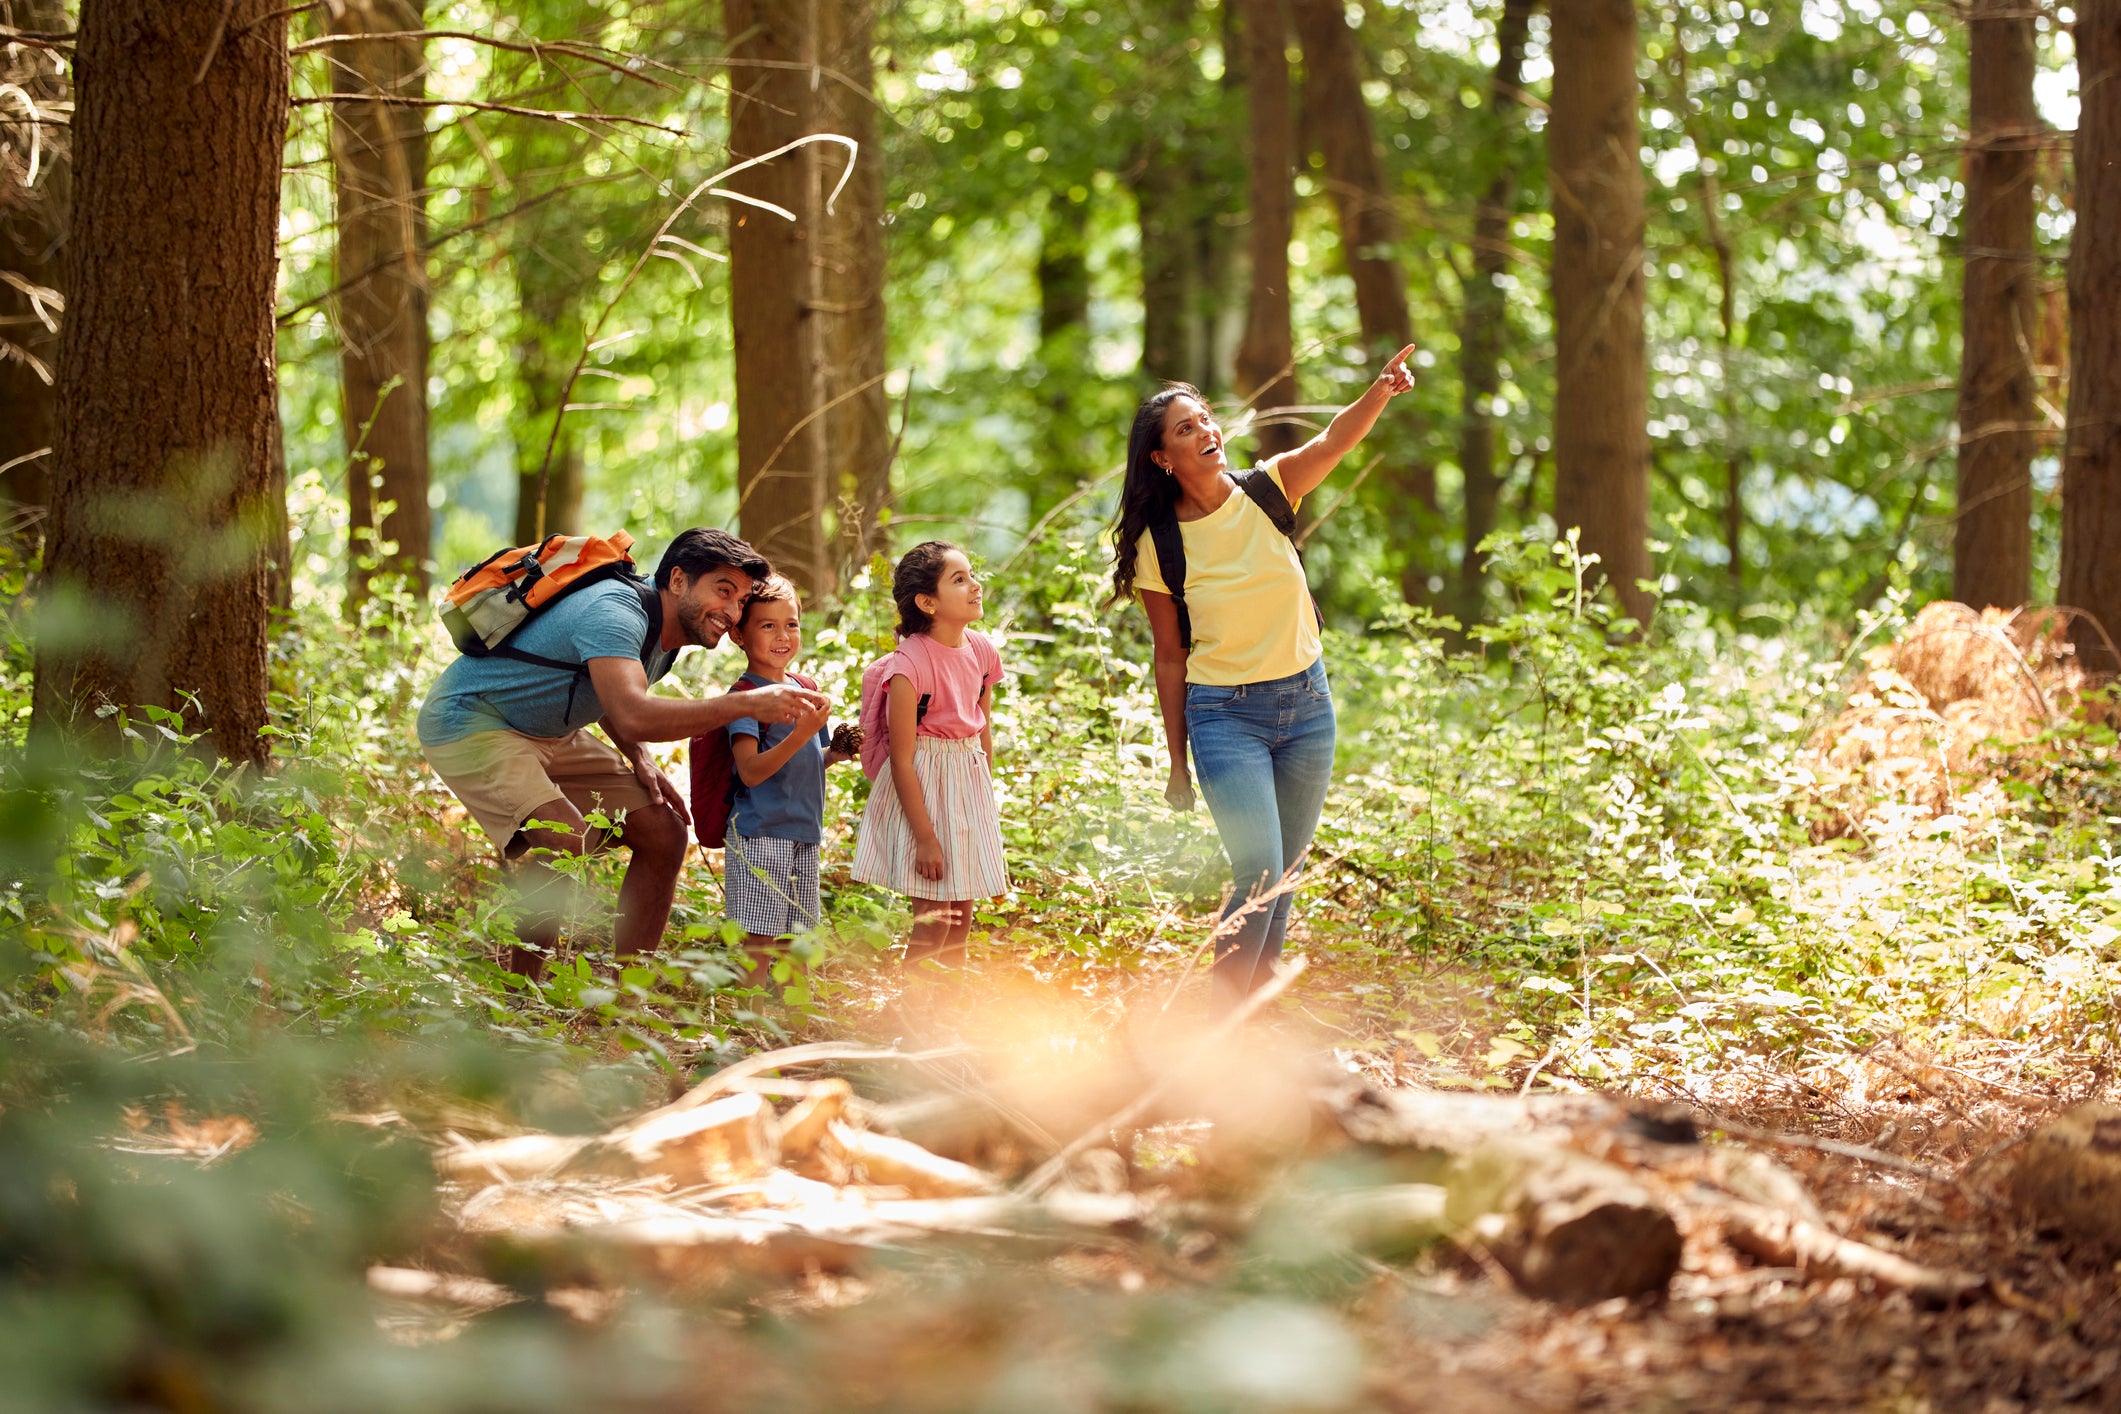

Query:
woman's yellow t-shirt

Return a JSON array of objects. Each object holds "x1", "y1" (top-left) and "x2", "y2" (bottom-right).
[{"x1": 1133, "y1": 467, "x2": 1323, "y2": 686}]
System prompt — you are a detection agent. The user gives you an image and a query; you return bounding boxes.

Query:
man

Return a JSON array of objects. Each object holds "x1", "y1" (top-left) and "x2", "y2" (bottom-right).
[{"x1": 417, "y1": 528, "x2": 831, "y2": 976}]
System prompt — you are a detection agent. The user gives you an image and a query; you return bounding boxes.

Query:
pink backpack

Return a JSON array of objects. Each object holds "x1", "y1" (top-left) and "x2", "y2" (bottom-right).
[{"x1": 856, "y1": 632, "x2": 999, "y2": 780}]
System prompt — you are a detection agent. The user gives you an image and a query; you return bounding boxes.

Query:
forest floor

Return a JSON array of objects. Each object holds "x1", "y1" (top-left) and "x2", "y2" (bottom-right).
[{"x1": 614, "y1": 883, "x2": 2120, "y2": 1414}]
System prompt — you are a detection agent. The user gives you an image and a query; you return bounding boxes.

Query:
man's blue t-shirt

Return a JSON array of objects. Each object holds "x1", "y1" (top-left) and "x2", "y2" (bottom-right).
[
  {"x1": 726, "y1": 671, "x2": 829, "y2": 845},
  {"x1": 417, "y1": 580, "x2": 677, "y2": 746}
]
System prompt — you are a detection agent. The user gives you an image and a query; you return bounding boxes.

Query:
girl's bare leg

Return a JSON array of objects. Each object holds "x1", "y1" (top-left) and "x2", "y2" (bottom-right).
[{"x1": 905, "y1": 901, "x2": 963, "y2": 964}]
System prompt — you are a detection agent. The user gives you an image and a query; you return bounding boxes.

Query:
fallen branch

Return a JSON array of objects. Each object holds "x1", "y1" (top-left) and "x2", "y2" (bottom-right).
[{"x1": 1021, "y1": 957, "x2": 1310, "y2": 1197}]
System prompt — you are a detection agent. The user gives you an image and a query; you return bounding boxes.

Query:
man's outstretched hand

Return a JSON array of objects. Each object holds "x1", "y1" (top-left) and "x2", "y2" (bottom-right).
[{"x1": 745, "y1": 682, "x2": 832, "y2": 725}]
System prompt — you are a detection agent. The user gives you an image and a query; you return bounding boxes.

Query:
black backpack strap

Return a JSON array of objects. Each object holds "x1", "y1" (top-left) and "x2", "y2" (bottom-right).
[
  {"x1": 1234, "y1": 467, "x2": 1325, "y2": 632},
  {"x1": 1148, "y1": 512, "x2": 1192, "y2": 652},
  {"x1": 1234, "y1": 467, "x2": 1300, "y2": 540},
  {"x1": 633, "y1": 577, "x2": 664, "y2": 673}
]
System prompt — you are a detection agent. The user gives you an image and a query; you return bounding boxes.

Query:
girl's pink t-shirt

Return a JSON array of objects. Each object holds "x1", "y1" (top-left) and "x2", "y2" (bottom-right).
[{"x1": 888, "y1": 630, "x2": 1001, "y2": 739}]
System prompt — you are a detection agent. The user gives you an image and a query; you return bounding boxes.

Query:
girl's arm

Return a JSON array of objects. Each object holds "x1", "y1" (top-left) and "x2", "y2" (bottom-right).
[
  {"x1": 1266, "y1": 342, "x2": 1418, "y2": 500},
  {"x1": 978, "y1": 682, "x2": 994, "y2": 763},
  {"x1": 1140, "y1": 589, "x2": 1194, "y2": 811},
  {"x1": 886, "y1": 675, "x2": 946, "y2": 880}
]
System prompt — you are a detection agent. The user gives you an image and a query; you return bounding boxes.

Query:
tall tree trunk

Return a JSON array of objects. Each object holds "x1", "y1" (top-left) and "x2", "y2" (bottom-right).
[
  {"x1": 1456, "y1": 0, "x2": 1535, "y2": 628},
  {"x1": 0, "y1": 0, "x2": 68, "y2": 519},
  {"x1": 1547, "y1": 0, "x2": 1652, "y2": 626},
  {"x1": 330, "y1": 0, "x2": 431, "y2": 600},
  {"x1": 1955, "y1": 0, "x2": 2039, "y2": 611},
  {"x1": 820, "y1": 0, "x2": 892, "y2": 578},
  {"x1": 33, "y1": 0, "x2": 291, "y2": 764},
  {"x1": 1234, "y1": 0, "x2": 1301, "y2": 462},
  {"x1": 1292, "y1": 0, "x2": 1432, "y2": 600},
  {"x1": 1133, "y1": 0, "x2": 1243, "y2": 395},
  {"x1": 1034, "y1": 192, "x2": 1091, "y2": 513},
  {"x1": 506, "y1": 121, "x2": 587, "y2": 546},
  {"x1": 2060, "y1": 0, "x2": 2121, "y2": 674},
  {"x1": 727, "y1": 0, "x2": 827, "y2": 596}
]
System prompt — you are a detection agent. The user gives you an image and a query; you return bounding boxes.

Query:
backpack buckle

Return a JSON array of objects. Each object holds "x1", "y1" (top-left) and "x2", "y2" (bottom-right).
[{"x1": 503, "y1": 551, "x2": 547, "y2": 604}]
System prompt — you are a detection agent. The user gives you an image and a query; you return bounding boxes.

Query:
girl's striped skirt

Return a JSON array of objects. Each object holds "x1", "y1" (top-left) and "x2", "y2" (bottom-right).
[{"x1": 851, "y1": 736, "x2": 1008, "y2": 901}]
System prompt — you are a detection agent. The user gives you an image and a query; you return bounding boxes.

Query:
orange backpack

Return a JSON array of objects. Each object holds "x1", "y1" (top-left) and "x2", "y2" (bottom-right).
[{"x1": 438, "y1": 532, "x2": 663, "y2": 717}]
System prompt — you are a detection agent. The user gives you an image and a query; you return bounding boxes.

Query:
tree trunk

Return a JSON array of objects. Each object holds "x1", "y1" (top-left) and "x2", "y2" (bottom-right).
[
  {"x1": 1292, "y1": 0, "x2": 1433, "y2": 601},
  {"x1": 2061, "y1": 0, "x2": 2121, "y2": 674},
  {"x1": 1233, "y1": 0, "x2": 1301, "y2": 462},
  {"x1": 1034, "y1": 193, "x2": 1091, "y2": 511},
  {"x1": 506, "y1": 123, "x2": 588, "y2": 547},
  {"x1": 1954, "y1": 0, "x2": 2039, "y2": 612},
  {"x1": 727, "y1": 0, "x2": 827, "y2": 596},
  {"x1": 1133, "y1": 0, "x2": 1243, "y2": 396},
  {"x1": 1455, "y1": 0, "x2": 1535, "y2": 628},
  {"x1": 0, "y1": 0, "x2": 69, "y2": 519},
  {"x1": 33, "y1": 0, "x2": 291, "y2": 764},
  {"x1": 330, "y1": 0, "x2": 431, "y2": 600},
  {"x1": 1547, "y1": 0, "x2": 1652, "y2": 626},
  {"x1": 820, "y1": 0, "x2": 892, "y2": 579}
]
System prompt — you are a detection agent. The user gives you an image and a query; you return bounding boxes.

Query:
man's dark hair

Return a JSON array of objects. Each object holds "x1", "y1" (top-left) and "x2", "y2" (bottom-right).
[{"x1": 654, "y1": 527, "x2": 771, "y2": 591}]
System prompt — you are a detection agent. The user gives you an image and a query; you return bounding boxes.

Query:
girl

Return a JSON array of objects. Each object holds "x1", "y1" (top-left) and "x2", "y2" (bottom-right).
[
  {"x1": 1109, "y1": 348, "x2": 1417, "y2": 1011},
  {"x1": 852, "y1": 542, "x2": 1007, "y2": 962}
]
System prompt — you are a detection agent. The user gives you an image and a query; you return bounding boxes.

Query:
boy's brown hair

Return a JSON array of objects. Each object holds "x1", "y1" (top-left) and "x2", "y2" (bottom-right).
[{"x1": 736, "y1": 573, "x2": 800, "y2": 629}]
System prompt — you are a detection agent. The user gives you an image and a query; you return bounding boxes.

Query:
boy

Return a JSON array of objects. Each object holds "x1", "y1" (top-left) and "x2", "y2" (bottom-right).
[{"x1": 722, "y1": 576, "x2": 856, "y2": 969}]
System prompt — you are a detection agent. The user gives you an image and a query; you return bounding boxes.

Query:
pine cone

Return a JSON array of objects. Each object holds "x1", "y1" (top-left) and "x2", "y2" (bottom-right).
[{"x1": 831, "y1": 722, "x2": 864, "y2": 756}]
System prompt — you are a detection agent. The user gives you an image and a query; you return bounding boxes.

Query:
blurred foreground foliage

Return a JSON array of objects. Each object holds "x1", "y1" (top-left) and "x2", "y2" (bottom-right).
[{"x1": 6, "y1": 526, "x2": 2121, "y2": 1409}]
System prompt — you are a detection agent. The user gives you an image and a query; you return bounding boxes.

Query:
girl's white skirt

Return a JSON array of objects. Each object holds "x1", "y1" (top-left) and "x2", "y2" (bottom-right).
[{"x1": 852, "y1": 736, "x2": 1008, "y2": 901}]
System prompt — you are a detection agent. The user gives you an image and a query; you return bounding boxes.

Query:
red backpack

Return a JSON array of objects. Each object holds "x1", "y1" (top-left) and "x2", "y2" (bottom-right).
[{"x1": 688, "y1": 672, "x2": 819, "y2": 849}]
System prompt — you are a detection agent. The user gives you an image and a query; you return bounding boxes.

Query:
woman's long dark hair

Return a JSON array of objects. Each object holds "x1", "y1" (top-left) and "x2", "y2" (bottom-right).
[{"x1": 1106, "y1": 383, "x2": 1200, "y2": 605}]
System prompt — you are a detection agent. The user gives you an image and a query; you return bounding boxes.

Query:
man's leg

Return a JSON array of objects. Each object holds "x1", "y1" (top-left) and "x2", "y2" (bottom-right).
[
  {"x1": 609, "y1": 802, "x2": 685, "y2": 957},
  {"x1": 508, "y1": 796, "x2": 685, "y2": 972}
]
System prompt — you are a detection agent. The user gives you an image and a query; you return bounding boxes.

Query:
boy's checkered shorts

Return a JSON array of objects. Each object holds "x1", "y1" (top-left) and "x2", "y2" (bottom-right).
[{"x1": 723, "y1": 831, "x2": 821, "y2": 937}]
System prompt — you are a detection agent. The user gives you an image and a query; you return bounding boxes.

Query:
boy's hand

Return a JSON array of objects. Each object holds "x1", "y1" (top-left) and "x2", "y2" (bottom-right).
[
  {"x1": 914, "y1": 833, "x2": 946, "y2": 881},
  {"x1": 745, "y1": 682, "x2": 831, "y2": 725},
  {"x1": 797, "y1": 700, "x2": 832, "y2": 738}
]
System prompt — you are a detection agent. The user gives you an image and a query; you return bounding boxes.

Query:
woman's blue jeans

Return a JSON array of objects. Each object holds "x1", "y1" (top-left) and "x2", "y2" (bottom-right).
[{"x1": 1185, "y1": 659, "x2": 1336, "y2": 1011}]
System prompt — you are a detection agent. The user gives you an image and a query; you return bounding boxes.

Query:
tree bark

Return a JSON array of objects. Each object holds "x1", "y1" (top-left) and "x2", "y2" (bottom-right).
[
  {"x1": 1132, "y1": 0, "x2": 1243, "y2": 396},
  {"x1": 1547, "y1": 0, "x2": 1652, "y2": 626},
  {"x1": 33, "y1": 0, "x2": 291, "y2": 764},
  {"x1": 727, "y1": 0, "x2": 827, "y2": 596},
  {"x1": 0, "y1": 0, "x2": 69, "y2": 519},
  {"x1": 1234, "y1": 0, "x2": 1301, "y2": 462},
  {"x1": 2061, "y1": 0, "x2": 2121, "y2": 673},
  {"x1": 820, "y1": 0, "x2": 892, "y2": 579},
  {"x1": 1292, "y1": 0, "x2": 1434, "y2": 601},
  {"x1": 1455, "y1": 0, "x2": 1536, "y2": 628},
  {"x1": 506, "y1": 122, "x2": 588, "y2": 547},
  {"x1": 330, "y1": 0, "x2": 431, "y2": 600},
  {"x1": 1954, "y1": 0, "x2": 2039, "y2": 612},
  {"x1": 1035, "y1": 192, "x2": 1092, "y2": 509}
]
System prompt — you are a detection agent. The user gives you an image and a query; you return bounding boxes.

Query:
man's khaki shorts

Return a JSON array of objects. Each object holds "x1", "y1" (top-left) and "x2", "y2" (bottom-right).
[{"x1": 422, "y1": 728, "x2": 655, "y2": 856}]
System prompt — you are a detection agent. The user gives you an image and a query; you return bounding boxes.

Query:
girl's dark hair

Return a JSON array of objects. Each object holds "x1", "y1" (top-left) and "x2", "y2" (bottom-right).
[
  {"x1": 1107, "y1": 383, "x2": 1199, "y2": 605},
  {"x1": 892, "y1": 540, "x2": 961, "y2": 638}
]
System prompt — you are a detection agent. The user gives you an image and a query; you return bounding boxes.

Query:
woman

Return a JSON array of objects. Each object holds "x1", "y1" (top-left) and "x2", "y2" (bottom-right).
[{"x1": 1109, "y1": 348, "x2": 1416, "y2": 1011}]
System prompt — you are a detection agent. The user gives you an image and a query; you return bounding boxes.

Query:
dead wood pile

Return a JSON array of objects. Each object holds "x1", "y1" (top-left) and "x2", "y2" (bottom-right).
[
  {"x1": 377, "y1": 1044, "x2": 1986, "y2": 1322},
  {"x1": 1805, "y1": 602, "x2": 2091, "y2": 838}
]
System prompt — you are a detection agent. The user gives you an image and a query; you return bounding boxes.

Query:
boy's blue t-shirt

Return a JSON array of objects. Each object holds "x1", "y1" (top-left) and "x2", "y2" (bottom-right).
[
  {"x1": 726, "y1": 671, "x2": 830, "y2": 845},
  {"x1": 416, "y1": 580, "x2": 677, "y2": 746}
]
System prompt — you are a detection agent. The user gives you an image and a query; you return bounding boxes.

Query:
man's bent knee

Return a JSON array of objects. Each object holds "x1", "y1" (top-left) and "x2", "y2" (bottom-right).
[{"x1": 620, "y1": 804, "x2": 686, "y2": 869}]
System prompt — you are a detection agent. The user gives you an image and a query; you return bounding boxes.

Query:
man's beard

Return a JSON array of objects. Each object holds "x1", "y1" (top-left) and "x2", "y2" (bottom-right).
[{"x1": 676, "y1": 596, "x2": 728, "y2": 648}]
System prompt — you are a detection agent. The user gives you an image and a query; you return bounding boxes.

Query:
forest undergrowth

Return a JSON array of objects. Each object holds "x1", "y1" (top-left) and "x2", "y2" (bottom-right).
[{"x1": 5, "y1": 530, "x2": 2120, "y2": 1409}]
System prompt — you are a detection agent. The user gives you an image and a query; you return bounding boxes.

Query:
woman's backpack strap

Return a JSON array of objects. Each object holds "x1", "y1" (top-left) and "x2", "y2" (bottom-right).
[
  {"x1": 1233, "y1": 468, "x2": 1300, "y2": 540},
  {"x1": 1148, "y1": 514, "x2": 1193, "y2": 652}
]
